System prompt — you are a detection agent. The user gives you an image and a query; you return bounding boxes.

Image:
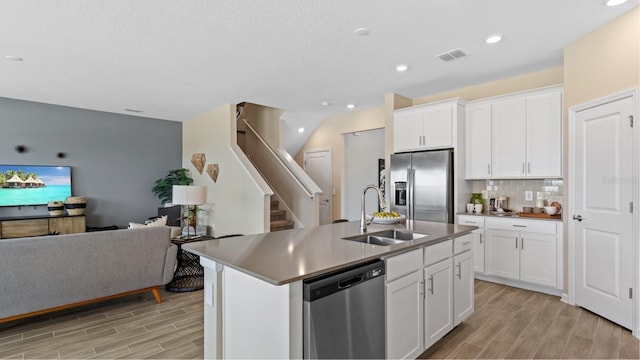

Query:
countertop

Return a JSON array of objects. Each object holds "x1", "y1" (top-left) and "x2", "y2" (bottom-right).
[
  {"x1": 457, "y1": 211, "x2": 563, "y2": 222},
  {"x1": 183, "y1": 220, "x2": 476, "y2": 286}
]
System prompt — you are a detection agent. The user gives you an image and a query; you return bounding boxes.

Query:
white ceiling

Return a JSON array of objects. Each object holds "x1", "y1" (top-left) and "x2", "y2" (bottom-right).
[{"x1": 1, "y1": 1, "x2": 637, "y2": 155}]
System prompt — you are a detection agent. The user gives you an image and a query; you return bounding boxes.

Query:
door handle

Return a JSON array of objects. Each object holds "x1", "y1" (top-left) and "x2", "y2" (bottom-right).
[{"x1": 572, "y1": 214, "x2": 584, "y2": 222}]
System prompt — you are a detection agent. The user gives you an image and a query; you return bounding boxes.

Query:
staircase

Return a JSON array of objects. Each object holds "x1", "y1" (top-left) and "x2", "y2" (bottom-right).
[{"x1": 270, "y1": 197, "x2": 295, "y2": 232}]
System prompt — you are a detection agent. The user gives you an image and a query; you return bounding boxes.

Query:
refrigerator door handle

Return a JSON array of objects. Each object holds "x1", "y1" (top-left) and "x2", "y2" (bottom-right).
[{"x1": 407, "y1": 168, "x2": 414, "y2": 222}]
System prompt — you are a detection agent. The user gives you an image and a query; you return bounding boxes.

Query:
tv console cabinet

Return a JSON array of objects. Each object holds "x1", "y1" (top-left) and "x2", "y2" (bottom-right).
[{"x1": 0, "y1": 215, "x2": 86, "y2": 239}]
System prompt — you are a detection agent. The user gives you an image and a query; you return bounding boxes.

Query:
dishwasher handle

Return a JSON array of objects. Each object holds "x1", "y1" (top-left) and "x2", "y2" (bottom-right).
[{"x1": 338, "y1": 275, "x2": 364, "y2": 289}]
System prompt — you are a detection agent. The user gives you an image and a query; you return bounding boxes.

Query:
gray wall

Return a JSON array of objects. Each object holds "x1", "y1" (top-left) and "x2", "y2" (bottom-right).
[
  {"x1": 344, "y1": 128, "x2": 385, "y2": 220},
  {"x1": 0, "y1": 98, "x2": 182, "y2": 227}
]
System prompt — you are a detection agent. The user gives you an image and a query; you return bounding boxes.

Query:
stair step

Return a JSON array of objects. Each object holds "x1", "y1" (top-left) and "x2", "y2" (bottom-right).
[
  {"x1": 271, "y1": 209, "x2": 287, "y2": 221},
  {"x1": 270, "y1": 199, "x2": 279, "y2": 210},
  {"x1": 270, "y1": 220, "x2": 294, "y2": 232}
]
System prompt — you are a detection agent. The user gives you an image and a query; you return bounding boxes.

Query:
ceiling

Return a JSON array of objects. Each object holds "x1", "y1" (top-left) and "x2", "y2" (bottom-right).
[{"x1": 1, "y1": 1, "x2": 637, "y2": 155}]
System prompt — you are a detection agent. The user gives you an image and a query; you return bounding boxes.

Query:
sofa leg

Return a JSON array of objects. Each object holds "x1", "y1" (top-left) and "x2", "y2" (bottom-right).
[{"x1": 151, "y1": 287, "x2": 163, "y2": 303}]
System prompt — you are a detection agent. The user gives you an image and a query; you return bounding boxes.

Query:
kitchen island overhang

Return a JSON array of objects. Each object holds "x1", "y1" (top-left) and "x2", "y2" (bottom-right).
[{"x1": 184, "y1": 220, "x2": 477, "y2": 359}]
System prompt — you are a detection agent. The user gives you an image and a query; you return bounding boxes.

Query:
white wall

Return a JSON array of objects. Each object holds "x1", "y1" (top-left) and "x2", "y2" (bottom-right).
[
  {"x1": 183, "y1": 104, "x2": 271, "y2": 237},
  {"x1": 343, "y1": 128, "x2": 385, "y2": 220}
]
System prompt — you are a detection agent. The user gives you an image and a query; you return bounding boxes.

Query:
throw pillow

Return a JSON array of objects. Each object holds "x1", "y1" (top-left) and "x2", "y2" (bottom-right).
[{"x1": 128, "y1": 215, "x2": 167, "y2": 229}]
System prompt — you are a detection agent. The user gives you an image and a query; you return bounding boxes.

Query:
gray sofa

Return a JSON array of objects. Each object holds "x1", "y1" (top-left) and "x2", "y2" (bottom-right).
[{"x1": 0, "y1": 226, "x2": 177, "y2": 322}]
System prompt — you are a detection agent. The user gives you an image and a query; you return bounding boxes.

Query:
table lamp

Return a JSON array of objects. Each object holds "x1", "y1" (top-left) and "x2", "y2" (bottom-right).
[{"x1": 172, "y1": 185, "x2": 207, "y2": 239}]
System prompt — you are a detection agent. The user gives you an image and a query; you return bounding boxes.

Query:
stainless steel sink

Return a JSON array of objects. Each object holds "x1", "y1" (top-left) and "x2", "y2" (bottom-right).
[{"x1": 342, "y1": 229, "x2": 428, "y2": 246}]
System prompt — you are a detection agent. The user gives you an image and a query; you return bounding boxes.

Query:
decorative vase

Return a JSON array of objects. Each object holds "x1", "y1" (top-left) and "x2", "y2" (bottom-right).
[
  {"x1": 47, "y1": 201, "x2": 65, "y2": 216},
  {"x1": 65, "y1": 196, "x2": 87, "y2": 216},
  {"x1": 470, "y1": 193, "x2": 484, "y2": 205}
]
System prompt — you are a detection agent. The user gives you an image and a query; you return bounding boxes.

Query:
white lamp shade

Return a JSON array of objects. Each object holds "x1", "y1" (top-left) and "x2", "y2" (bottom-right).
[{"x1": 172, "y1": 185, "x2": 207, "y2": 205}]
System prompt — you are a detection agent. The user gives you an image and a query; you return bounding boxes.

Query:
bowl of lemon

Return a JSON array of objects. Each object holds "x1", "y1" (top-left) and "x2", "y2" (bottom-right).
[{"x1": 368, "y1": 211, "x2": 405, "y2": 224}]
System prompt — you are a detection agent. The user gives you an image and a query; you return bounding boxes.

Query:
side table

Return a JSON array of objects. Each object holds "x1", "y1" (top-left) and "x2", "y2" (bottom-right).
[{"x1": 166, "y1": 236, "x2": 214, "y2": 292}]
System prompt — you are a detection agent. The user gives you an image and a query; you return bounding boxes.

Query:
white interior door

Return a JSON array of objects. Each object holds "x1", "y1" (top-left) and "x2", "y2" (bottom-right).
[
  {"x1": 304, "y1": 148, "x2": 332, "y2": 225},
  {"x1": 572, "y1": 95, "x2": 634, "y2": 330}
]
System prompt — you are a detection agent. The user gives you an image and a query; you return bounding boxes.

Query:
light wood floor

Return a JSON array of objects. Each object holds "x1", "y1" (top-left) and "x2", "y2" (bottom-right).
[
  {"x1": 1, "y1": 281, "x2": 637, "y2": 359},
  {"x1": 420, "y1": 280, "x2": 639, "y2": 359}
]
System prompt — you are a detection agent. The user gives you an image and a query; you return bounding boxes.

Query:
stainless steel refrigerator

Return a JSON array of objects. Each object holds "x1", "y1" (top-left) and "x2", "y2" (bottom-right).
[{"x1": 390, "y1": 149, "x2": 454, "y2": 223}]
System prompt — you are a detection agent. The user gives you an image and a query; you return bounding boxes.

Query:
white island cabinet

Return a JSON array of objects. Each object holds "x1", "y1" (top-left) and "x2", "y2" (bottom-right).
[
  {"x1": 187, "y1": 220, "x2": 477, "y2": 359},
  {"x1": 385, "y1": 235, "x2": 474, "y2": 358}
]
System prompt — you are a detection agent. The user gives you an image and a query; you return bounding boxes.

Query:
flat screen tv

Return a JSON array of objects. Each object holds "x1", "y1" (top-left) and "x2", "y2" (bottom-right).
[{"x1": 0, "y1": 165, "x2": 72, "y2": 207}]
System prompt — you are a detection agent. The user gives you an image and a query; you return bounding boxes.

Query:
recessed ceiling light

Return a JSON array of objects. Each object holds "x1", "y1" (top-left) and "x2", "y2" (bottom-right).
[
  {"x1": 604, "y1": 0, "x2": 627, "y2": 6},
  {"x1": 321, "y1": 101, "x2": 331, "y2": 106},
  {"x1": 5, "y1": 55, "x2": 23, "y2": 61},
  {"x1": 354, "y1": 27, "x2": 369, "y2": 36},
  {"x1": 396, "y1": 64, "x2": 409, "y2": 72},
  {"x1": 346, "y1": 104, "x2": 356, "y2": 110},
  {"x1": 485, "y1": 34, "x2": 503, "y2": 44},
  {"x1": 125, "y1": 108, "x2": 143, "y2": 113},
  {"x1": 298, "y1": 127, "x2": 305, "y2": 133}
]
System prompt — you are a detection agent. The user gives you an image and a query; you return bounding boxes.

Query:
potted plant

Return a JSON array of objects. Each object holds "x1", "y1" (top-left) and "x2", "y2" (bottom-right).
[{"x1": 152, "y1": 168, "x2": 194, "y2": 205}]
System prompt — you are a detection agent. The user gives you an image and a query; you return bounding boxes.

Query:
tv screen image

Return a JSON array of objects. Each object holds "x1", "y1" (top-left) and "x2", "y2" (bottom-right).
[{"x1": 0, "y1": 165, "x2": 72, "y2": 207}]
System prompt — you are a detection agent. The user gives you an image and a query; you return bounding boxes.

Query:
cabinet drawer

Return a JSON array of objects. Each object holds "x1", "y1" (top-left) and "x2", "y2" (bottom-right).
[
  {"x1": 424, "y1": 239, "x2": 452, "y2": 266},
  {"x1": 454, "y1": 234, "x2": 473, "y2": 255},
  {"x1": 486, "y1": 218, "x2": 556, "y2": 234},
  {"x1": 1, "y1": 219, "x2": 49, "y2": 238},
  {"x1": 386, "y1": 248, "x2": 423, "y2": 282},
  {"x1": 457, "y1": 215, "x2": 485, "y2": 228}
]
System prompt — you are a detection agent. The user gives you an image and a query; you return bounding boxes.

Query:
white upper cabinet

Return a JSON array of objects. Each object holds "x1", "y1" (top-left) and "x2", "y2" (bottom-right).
[
  {"x1": 465, "y1": 86, "x2": 563, "y2": 179},
  {"x1": 465, "y1": 103, "x2": 493, "y2": 178},
  {"x1": 394, "y1": 100, "x2": 462, "y2": 152}
]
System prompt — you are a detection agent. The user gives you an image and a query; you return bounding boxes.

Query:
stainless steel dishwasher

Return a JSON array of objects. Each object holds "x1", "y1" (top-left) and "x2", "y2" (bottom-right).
[{"x1": 303, "y1": 260, "x2": 385, "y2": 359}]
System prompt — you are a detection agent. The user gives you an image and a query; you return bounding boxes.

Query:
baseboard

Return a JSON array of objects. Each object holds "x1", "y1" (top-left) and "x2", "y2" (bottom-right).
[{"x1": 474, "y1": 273, "x2": 562, "y2": 296}]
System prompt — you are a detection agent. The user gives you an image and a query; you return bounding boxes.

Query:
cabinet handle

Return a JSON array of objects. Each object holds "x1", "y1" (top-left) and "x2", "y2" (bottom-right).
[
  {"x1": 528, "y1": 162, "x2": 531, "y2": 174},
  {"x1": 479, "y1": 233, "x2": 482, "y2": 244},
  {"x1": 522, "y1": 163, "x2": 525, "y2": 174},
  {"x1": 488, "y1": 164, "x2": 491, "y2": 175},
  {"x1": 420, "y1": 280, "x2": 425, "y2": 298},
  {"x1": 521, "y1": 237, "x2": 524, "y2": 250},
  {"x1": 515, "y1": 237, "x2": 518, "y2": 249},
  {"x1": 428, "y1": 275, "x2": 434, "y2": 295},
  {"x1": 513, "y1": 225, "x2": 527, "y2": 228},
  {"x1": 457, "y1": 262, "x2": 462, "y2": 279}
]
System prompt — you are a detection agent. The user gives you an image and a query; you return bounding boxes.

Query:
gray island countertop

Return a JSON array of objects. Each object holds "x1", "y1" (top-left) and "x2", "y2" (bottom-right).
[{"x1": 183, "y1": 220, "x2": 476, "y2": 286}]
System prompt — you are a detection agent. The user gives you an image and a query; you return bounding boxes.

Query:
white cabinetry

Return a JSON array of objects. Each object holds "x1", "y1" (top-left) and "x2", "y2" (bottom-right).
[
  {"x1": 465, "y1": 103, "x2": 492, "y2": 178},
  {"x1": 465, "y1": 86, "x2": 563, "y2": 179},
  {"x1": 456, "y1": 215, "x2": 485, "y2": 273},
  {"x1": 485, "y1": 217, "x2": 561, "y2": 290},
  {"x1": 423, "y1": 239, "x2": 453, "y2": 348},
  {"x1": 453, "y1": 235, "x2": 474, "y2": 325},
  {"x1": 394, "y1": 99, "x2": 463, "y2": 152},
  {"x1": 385, "y1": 249, "x2": 423, "y2": 360}
]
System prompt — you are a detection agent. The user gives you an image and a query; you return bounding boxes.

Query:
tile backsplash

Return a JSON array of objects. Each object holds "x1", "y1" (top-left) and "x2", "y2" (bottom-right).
[{"x1": 469, "y1": 179, "x2": 564, "y2": 212}]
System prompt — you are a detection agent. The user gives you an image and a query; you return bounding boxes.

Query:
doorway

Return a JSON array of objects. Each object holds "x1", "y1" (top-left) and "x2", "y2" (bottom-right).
[
  {"x1": 304, "y1": 148, "x2": 332, "y2": 225},
  {"x1": 569, "y1": 89, "x2": 638, "y2": 333}
]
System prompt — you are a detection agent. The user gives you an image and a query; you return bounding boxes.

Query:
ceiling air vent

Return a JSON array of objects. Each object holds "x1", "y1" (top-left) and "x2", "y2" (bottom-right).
[{"x1": 437, "y1": 48, "x2": 468, "y2": 62}]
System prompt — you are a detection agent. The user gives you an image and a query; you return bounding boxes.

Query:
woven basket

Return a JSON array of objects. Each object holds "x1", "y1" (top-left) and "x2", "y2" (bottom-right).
[
  {"x1": 47, "y1": 201, "x2": 65, "y2": 216},
  {"x1": 65, "y1": 196, "x2": 87, "y2": 215}
]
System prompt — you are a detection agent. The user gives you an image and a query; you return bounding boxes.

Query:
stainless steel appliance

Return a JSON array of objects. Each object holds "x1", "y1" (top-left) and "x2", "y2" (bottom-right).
[
  {"x1": 390, "y1": 149, "x2": 454, "y2": 223},
  {"x1": 303, "y1": 260, "x2": 385, "y2": 359}
]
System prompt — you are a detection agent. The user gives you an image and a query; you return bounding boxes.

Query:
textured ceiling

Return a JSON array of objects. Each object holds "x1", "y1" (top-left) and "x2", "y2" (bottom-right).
[{"x1": 1, "y1": 0, "x2": 637, "y2": 154}]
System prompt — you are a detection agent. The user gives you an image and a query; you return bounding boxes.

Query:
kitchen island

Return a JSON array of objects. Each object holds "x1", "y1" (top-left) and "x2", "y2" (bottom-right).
[{"x1": 184, "y1": 220, "x2": 476, "y2": 359}]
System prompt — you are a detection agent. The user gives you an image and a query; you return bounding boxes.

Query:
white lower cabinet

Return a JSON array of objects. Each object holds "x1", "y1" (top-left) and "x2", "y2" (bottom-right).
[
  {"x1": 485, "y1": 217, "x2": 559, "y2": 289},
  {"x1": 385, "y1": 248, "x2": 423, "y2": 359},
  {"x1": 456, "y1": 215, "x2": 485, "y2": 273},
  {"x1": 385, "y1": 236, "x2": 474, "y2": 358},
  {"x1": 454, "y1": 250, "x2": 474, "y2": 325},
  {"x1": 424, "y1": 258, "x2": 453, "y2": 348}
]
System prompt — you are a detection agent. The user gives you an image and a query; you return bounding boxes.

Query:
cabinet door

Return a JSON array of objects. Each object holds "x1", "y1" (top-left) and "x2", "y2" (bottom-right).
[
  {"x1": 454, "y1": 251, "x2": 474, "y2": 325},
  {"x1": 422, "y1": 105, "x2": 453, "y2": 149},
  {"x1": 526, "y1": 91, "x2": 562, "y2": 177},
  {"x1": 49, "y1": 216, "x2": 86, "y2": 234},
  {"x1": 492, "y1": 98, "x2": 527, "y2": 178},
  {"x1": 394, "y1": 109, "x2": 423, "y2": 152},
  {"x1": 472, "y1": 229, "x2": 485, "y2": 273},
  {"x1": 465, "y1": 103, "x2": 492, "y2": 178},
  {"x1": 1, "y1": 219, "x2": 49, "y2": 238},
  {"x1": 486, "y1": 229, "x2": 519, "y2": 280},
  {"x1": 386, "y1": 271, "x2": 424, "y2": 359},
  {"x1": 520, "y1": 232, "x2": 557, "y2": 287},
  {"x1": 424, "y1": 259, "x2": 453, "y2": 348}
]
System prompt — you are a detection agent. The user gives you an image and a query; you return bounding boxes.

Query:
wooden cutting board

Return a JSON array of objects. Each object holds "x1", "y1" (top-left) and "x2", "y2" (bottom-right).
[{"x1": 517, "y1": 212, "x2": 562, "y2": 219}]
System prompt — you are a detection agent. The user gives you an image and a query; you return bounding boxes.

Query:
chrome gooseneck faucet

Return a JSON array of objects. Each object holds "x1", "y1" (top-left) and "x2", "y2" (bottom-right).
[{"x1": 360, "y1": 184, "x2": 386, "y2": 233}]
